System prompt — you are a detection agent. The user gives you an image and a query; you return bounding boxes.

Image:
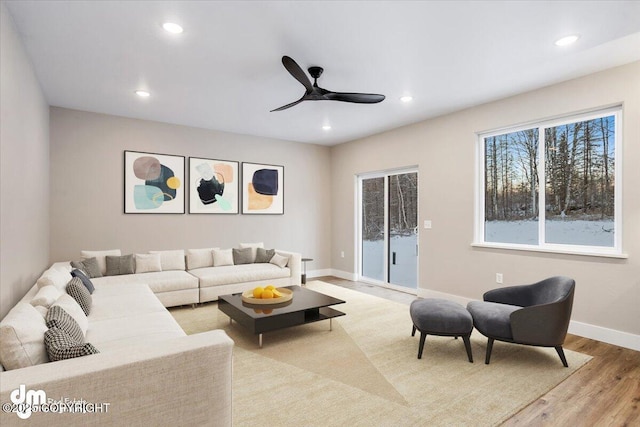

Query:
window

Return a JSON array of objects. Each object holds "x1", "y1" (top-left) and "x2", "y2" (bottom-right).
[{"x1": 475, "y1": 106, "x2": 622, "y2": 256}]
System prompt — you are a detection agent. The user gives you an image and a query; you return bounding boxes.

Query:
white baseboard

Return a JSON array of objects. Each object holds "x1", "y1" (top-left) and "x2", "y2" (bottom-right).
[
  {"x1": 307, "y1": 269, "x2": 333, "y2": 279},
  {"x1": 322, "y1": 269, "x2": 357, "y2": 281}
]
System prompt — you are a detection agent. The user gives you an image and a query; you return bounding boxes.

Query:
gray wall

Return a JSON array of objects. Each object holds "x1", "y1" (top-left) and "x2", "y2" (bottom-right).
[
  {"x1": 330, "y1": 61, "x2": 640, "y2": 339},
  {"x1": 0, "y1": 4, "x2": 50, "y2": 319},
  {"x1": 49, "y1": 108, "x2": 331, "y2": 268}
]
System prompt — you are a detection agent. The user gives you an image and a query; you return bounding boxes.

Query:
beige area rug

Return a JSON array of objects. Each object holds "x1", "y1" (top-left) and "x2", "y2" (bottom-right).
[{"x1": 170, "y1": 281, "x2": 591, "y2": 426}]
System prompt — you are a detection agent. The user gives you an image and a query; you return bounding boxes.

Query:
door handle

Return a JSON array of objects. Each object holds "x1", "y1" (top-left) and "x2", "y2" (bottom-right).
[{"x1": 392, "y1": 252, "x2": 397, "y2": 265}]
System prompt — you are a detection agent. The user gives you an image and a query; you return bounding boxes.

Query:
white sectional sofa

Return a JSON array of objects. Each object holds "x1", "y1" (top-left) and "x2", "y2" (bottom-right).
[
  {"x1": 0, "y1": 262, "x2": 233, "y2": 426},
  {"x1": 0, "y1": 244, "x2": 301, "y2": 425}
]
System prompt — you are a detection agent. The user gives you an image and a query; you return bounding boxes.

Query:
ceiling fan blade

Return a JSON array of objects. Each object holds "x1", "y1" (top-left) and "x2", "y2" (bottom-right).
[
  {"x1": 282, "y1": 56, "x2": 313, "y2": 92},
  {"x1": 325, "y1": 92, "x2": 385, "y2": 104},
  {"x1": 270, "y1": 96, "x2": 305, "y2": 112}
]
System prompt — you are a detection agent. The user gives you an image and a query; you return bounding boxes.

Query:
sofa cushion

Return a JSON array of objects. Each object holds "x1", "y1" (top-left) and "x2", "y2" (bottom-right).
[
  {"x1": 30, "y1": 285, "x2": 62, "y2": 308},
  {"x1": 135, "y1": 253, "x2": 162, "y2": 273},
  {"x1": 255, "y1": 248, "x2": 275, "y2": 263},
  {"x1": 72, "y1": 257, "x2": 103, "y2": 278},
  {"x1": 71, "y1": 268, "x2": 95, "y2": 294},
  {"x1": 66, "y1": 277, "x2": 92, "y2": 315},
  {"x1": 270, "y1": 253, "x2": 289, "y2": 268},
  {"x1": 45, "y1": 305, "x2": 84, "y2": 343},
  {"x1": 149, "y1": 250, "x2": 186, "y2": 271},
  {"x1": 213, "y1": 249, "x2": 234, "y2": 267},
  {"x1": 51, "y1": 294, "x2": 88, "y2": 335},
  {"x1": 186, "y1": 248, "x2": 218, "y2": 270},
  {"x1": 36, "y1": 268, "x2": 72, "y2": 291},
  {"x1": 0, "y1": 303, "x2": 49, "y2": 370},
  {"x1": 91, "y1": 270, "x2": 199, "y2": 294},
  {"x1": 106, "y1": 254, "x2": 135, "y2": 276},
  {"x1": 192, "y1": 263, "x2": 291, "y2": 288},
  {"x1": 81, "y1": 249, "x2": 121, "y2": 275},
  {"x1": 233, "y1": 248, "x2": 254, "y2": 265},
  {"x1": 44, "y1": 327, "x2": 99, "y2": 362}
]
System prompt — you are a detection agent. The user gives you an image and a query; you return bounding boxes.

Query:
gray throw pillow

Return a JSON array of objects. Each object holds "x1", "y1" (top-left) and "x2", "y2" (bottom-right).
[
  {"x1": 71, "y1": 257, "x2": 102, "y2": 278},
  {"x1": 71, "y1": 269, "x2": 95, "y2": 294},
  {"x1": 232, "y1": 248, "x2": 254, "y2": 265},
  {"x1": 255, "y1": 248, "x2": 276, "y2": 263},
  {"x1": 105, "y1": 254, "x2": 135, "y2": 276},
  {"x1": 45, "y1": 305, "x2": 84, "y2": 344},
  {"x1": 44, "y1": 327, "x2": 99, "y2": 362},
  {"x1": 66, "y1": 277, "x2": 92, "y2": 315}
]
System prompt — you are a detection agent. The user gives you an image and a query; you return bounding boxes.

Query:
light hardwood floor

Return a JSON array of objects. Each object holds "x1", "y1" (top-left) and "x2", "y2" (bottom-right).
[{"x1": 317, "y1": 276, "x2": 640, "y2": 426}]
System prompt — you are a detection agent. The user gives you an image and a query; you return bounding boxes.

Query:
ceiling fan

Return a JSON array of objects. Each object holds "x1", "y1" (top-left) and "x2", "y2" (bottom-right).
[{"x1": 271, "y1": 56, "x2": 385, "y2": 112}]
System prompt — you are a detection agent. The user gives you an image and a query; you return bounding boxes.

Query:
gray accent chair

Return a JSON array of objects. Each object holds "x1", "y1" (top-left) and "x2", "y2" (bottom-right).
[{"x1": 467, "y1": 276, "x2": 575, "y2": 367}]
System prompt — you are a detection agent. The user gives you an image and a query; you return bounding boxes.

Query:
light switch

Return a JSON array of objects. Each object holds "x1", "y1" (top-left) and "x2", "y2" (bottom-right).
[{"x1": 423, "y1": 220, "x2": 432, "y2": 229}]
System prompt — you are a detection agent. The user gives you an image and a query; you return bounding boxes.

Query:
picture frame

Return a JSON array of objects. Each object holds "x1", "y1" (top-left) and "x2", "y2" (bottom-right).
[
  {"x1": 188, "y1": 157, "x2": 239, "y2": 214},
  {"x1": 124, "y1": 150, "x2": 185, "y2": 214},
  {"x1": 241, "y1": 162, "x2": 284, "y2": 215}
]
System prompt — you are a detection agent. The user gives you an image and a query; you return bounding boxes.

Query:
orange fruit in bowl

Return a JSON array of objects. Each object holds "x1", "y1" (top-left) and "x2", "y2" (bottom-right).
[
  {"x1": 272, "y1": 289, "x2": 283, "y2": 298},
  {"x1": 265, "y1": 285, "x2": 275, "y2": 291},
  {"x1": 262, "y1": 289, "x2": 274, "y2": 299},
  {"x1": 252, "y1": 287, "x2": 264, "y2": 298}
]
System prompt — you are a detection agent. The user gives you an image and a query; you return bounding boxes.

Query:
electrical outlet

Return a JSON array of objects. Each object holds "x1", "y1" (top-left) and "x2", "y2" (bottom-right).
[
  {"x1": 496, "y1": 273, "x2": 503, "y2": 284},
  {"x1": 340, "y1": 251, "x2": 345, "y2": 258},
  {"x1": 423, "y1": 220, "x2": 432, "y2": 229}
]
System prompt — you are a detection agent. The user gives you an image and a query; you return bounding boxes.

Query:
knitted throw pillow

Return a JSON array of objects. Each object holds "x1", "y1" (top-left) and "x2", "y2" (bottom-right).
[
  {"x1": 66, "y1": 277, "x2": 92, "y2": 316},
  {"x1": 45, "y1": 305, "x2": 84, "y2": 344},
  {"x1": 44, "y1": 327, "x2": 99, "y2": 362}
]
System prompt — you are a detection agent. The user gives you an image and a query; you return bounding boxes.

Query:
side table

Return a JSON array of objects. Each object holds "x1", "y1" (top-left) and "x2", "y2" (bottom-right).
[{"x1": 301, "y1": 257, "x2": 313, "y2": 285}]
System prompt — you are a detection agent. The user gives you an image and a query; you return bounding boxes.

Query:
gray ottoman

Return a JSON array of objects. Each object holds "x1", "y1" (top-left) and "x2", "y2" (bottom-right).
[{"x1": 410, "y1": 298, "x2": 474, "y2": 362}]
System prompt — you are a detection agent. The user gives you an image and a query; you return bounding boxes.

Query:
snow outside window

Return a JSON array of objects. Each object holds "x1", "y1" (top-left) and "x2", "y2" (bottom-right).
[{"x1": 475, "y1": 106, "x2": 623, "y2": 257}]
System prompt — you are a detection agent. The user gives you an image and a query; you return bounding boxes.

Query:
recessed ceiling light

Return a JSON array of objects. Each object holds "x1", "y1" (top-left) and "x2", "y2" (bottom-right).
[
  {"x1": 135, "y1": 90, "x2": 150, "y2": 97},
  {"x1": 554, "y1": 34, "x2": 579, "y2": 46},
  {"x1": 162, "y1": 22, "x2": 184, "y2": 34},
  {"x1": 400, "y1": 95, "x2": 413, "y2": 103},
  {"x1": 322, "y1": 125, "x2": 332, "y2": 131}
]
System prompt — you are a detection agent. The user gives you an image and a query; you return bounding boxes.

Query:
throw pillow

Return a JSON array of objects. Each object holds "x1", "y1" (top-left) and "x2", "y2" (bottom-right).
[
  {"x1": 81, "y1": 249, "x2": 121, "y2": 276},
  {"x1": 71, "y1": 269, "x2": 95, "y2": 294},
  {"x1": 149, "y1": 250, "x2": 186, "y2": 271},
  {"x1": 270, "y1": 253, "x2": 289, "y2": 268},
  {"x1": 0, "y1": 303, "x2": 49, "y2": 370},
  {"x1": 232, "y1": 248, "x2": 254, "y2": 265},
  {"x1": 135, "y1": 253, "x2": 162, "y2": 273},
  {"x1": 185, "y1": 248, "x2": 218, "y2": 270},
  {"x1": 69, "y1": 261, "x2": 89, "y2": 276},
  {"x1": 30, "y1": 285, "x2": 62, "y2": 308},
  {"x1": 51, "y1": 294, "x2": 88, "y2": 335},
  {"x1": 239, "y1": 242, "x2": 264, "y2": 263},
  {"x1": 71, "y1": 257, "x2": 102, "y2": 278},
  {"x1": 44, "y1": 327, "x2": 99, "y2": 362},
  {"x1": 212, "y1": 248, "x2": 234, "y2": 267},
  {"x1": 105, "y1": 254, "x2": 135, "y2": 276},
  {"x1": 65, "y1": 277, "x2": 92, "y2": 316},
  {"x1": 45, "y1": 306, "x2": 84, "y2": 344},
  {"x1": 255, "y1": 248, "x2": 276, "y2": 263}
]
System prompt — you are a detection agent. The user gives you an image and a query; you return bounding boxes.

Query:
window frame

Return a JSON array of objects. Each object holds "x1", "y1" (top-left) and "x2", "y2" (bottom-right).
[{"x1": 474, "y1": 106, "x2": 625, "y2": 258}]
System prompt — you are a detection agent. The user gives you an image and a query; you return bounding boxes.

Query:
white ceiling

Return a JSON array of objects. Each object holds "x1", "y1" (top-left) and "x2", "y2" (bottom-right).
[{"x1": 5, "y1": 1, "x2": 640, "y2": 146}]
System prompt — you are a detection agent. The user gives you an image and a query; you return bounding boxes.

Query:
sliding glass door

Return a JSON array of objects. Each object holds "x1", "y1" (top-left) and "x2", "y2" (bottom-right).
[{"x1": 359, "y1": 169, "x2": 418, "y2": 291}]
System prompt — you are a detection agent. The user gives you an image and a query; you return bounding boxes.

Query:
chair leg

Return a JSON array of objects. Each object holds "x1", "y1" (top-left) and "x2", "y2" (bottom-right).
[
  {"x1": 417, "y1": 332, "x2": 427, "y2": 359},
  {"x1": 485, "y1": 338, "x2": 494, "y2": 364},
  {"x1": 555, "y1": 346, "x2": 569, "y2": 367},
  {"x1": 462, "y1": 334, "x2": 473, "y2": 363},
  {"x1": 411, "y1": 325, "x2": 416, "y2": 337}
]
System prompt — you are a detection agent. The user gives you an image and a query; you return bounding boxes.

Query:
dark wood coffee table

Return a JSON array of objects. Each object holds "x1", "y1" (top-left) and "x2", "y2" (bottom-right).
[{"x1": 217, "y1": 285, "x2": 346, "y2": 347}]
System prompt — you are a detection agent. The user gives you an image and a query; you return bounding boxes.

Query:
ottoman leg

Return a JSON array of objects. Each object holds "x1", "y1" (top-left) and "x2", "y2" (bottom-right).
[
  {"x1": 418, "y1": 332, "x2": 427, "y2": 359},
  {"x1": 411, "y1": 325, "x2": 416, "y2": 337},
  {"x1": 462, "y1": 334, "x2": 473, "y2": 363},
  {"x1": 485, "y1": 338, "x2": 494, "y2": 364}
]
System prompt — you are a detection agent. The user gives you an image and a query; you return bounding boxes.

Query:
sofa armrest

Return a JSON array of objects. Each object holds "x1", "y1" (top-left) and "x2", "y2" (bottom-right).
[
  {"x1": 0, "y1": 330, "x2": 233, "y2": 426},
  {"x1": 275, "y1": 250, "x2": 301, "y2": 286}
]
